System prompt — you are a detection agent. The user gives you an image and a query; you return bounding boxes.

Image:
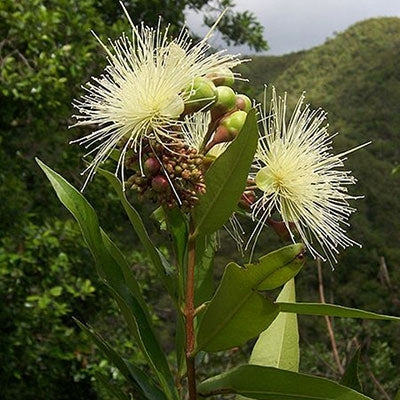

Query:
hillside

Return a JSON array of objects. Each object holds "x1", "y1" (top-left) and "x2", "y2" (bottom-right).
[
  {"x1": 241, "y1": 16, "x2": 400, "y2": 285},
  {"x1": 240, "y1": 17, "x2": 400, "y2": 395}
]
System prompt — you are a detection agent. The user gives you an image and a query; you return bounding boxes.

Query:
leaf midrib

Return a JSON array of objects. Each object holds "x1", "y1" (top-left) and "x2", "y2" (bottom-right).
[
  {"x1": 195, "y1": 113, "x2": 257, "y2": 235},
  {"x1": 197, "y1": 254, "x2": 300, "y2": 351}
]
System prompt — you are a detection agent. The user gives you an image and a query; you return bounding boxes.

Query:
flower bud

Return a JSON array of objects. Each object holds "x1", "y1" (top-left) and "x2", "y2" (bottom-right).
[
  {"x1": 151, "y1": 175, "x2": 170, "y2": 192},
  {"x1": 184, "y1": 76, "x2": 217, "y2": 113},
  {"x1": 235, "y1": 94, "x2": 252, "y2": 113},
  {"x1": 239, "y1": 190, "x2": 256, "y2": 210},
  {"x1": 207, "y1": 67, "x2": 235, "y2": 87},
  {"x1": 144, "y1": 157, "x2": 160, "y2": 177},
  {"x1": 214, "y1": 124, "x2": 232, "y2": 142},
  {"x1": 211, "y1": 86, "x2": 236, "y2": 117},
  {"x1": 220, "y1": 110, "x2": 247, "y2": 138},
  {"x1": 268, "y1": 219, "x2": 296, "y2": 242}
]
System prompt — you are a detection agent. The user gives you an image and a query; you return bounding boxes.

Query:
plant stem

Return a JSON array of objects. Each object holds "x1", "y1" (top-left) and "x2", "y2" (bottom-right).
[
  {"x1": 317, "y1": 257, "x2": 344, "y2": 375},
  {"x1": 185, "y1": 218, "x2": 197, "y2": 399}
]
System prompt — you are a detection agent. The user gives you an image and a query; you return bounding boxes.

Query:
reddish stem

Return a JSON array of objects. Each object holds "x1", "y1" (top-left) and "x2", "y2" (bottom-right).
[{"x1": 185, "y1": 219, "x2": 197, "y2": 399}]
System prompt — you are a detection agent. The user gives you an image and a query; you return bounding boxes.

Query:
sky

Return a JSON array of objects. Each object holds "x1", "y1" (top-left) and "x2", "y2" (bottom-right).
[{"x1": 185, "y1": 0, "x2": 400, "y2": 55}]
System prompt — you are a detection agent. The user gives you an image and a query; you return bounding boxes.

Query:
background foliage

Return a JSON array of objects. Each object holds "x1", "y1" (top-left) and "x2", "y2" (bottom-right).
[
  {"x1": 1, "y1": 0, "x2": 400, "y2": 398},
  {"x1": 238, "y1": 17, "x2": 400, "y2": 398}
]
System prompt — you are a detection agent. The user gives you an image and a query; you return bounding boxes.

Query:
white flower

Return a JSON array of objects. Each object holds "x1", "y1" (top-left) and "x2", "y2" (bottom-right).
[
  {"x1": 182, "y1": 111, "x2": 230, "y2": 158},
  {"x1": 182, "y1": 111, "x2": 212, "y2": 151},
  {"x1": 248, "y1": 87, "x2": 369, "y2": 264},
  {"x1": 71, "y1": 5, "x2": 242, "y2": 189}
]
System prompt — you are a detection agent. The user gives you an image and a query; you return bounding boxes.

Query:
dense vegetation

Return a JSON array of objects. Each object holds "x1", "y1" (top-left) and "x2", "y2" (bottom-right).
[{"x1": 1, "y1": 0, "x2": 399, "y2": 396}]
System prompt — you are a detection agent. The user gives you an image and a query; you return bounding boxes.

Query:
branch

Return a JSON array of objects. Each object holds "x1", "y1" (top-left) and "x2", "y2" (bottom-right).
[
  {"x1": 185, "y1": 217, "x2": 197, "y2": 399},
  {"x1": 316, "y1": 257, "x2": 344, "y2": 375}
]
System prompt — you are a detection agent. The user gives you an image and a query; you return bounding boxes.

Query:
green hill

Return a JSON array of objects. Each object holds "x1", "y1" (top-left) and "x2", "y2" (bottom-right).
[
  {"x1": 240, "y1": 17, "x2": 400, "y2": 395},
  {"x1": 242, "y1": 16, "x2": 400, "y2": 288}
]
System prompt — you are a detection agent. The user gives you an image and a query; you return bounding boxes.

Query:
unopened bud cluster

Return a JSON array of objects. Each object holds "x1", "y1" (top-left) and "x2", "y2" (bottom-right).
[
  {"x1": 119, "y1": 67, "x2": 253, "y2": 212},
  {"x1": 184, "y1": 69, "x2": 252, "y2": 152},
  {"x1": 125, "y1": 140, "x2": 206, "y2": 211}
]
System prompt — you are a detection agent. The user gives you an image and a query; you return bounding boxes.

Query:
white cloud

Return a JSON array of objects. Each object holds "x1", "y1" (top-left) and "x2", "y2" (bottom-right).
[{"x1": 185, "y1": 0, "x2": 400, "y2": 55}]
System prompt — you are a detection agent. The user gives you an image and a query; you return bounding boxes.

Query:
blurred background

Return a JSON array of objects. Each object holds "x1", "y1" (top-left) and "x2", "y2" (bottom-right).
[{"x1": 1, "y1": 0, "x2": 399, "y2": 399}]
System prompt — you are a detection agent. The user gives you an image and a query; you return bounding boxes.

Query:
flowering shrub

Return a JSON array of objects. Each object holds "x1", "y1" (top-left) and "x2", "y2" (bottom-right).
[{"x1": 37, "y1": 7, "x2": 399, "y2": 400}]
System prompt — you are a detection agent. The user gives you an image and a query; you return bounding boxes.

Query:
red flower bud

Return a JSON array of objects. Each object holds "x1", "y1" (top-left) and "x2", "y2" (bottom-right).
[
  {"x1": 207, "y1": 67, "x2": 235, "y2": 87},
  {"x1": 151, "y1": 175, "x2": 169, "y2": 192},
  {"x1": 144, "y1": 157, "x2": 160, "y2": 176},
  {"x1": 235, "y1": 94, "x2": 252, "y2": 113}
]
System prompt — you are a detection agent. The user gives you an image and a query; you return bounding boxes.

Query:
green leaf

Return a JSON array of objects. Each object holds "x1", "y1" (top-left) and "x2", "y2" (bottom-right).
[
  {"x1": 194, "y1": 109, "x2": 258, "y2": 236},
  {"x1": 249, "y1": 279, "x2": 299, "y2": 371},
  {"x1": 340, "y1": 348, "x2": 362, "y2": 393},
  {"x1": 175, "y1": 313, "x2": 187, "y2": 378},
  {"x1": 196, "y1": 244, "x2": 305, "y2": 353},
  {"x1": 198, "y1": 365, "x2": 374, "y2": 400},
  {"x1": 194, "y1": 233, "x2": 216, "y2": 307},
  {"x1": 163, "y1": 207, "x2": 188, "y2": 271},
  {"x1": 104, "y1": 283, "x2": 178, "y2": 400},
  {"x1": 162, "y1": 206, "x2": 188, "y2": 300},
  {"x1": 50, "y1": 286, "x2": 63, "y2": 297},
  {"x1": 37, "y1": 159, "x2": 178, "y2": 400},
  {"x1": 37, "y1": 158, "x2": 147, "y2": 313},
  {"x1": 277, "y1": 302, "x2": 400, "y2": 321},
  {"x1": 99, "y1": 168, "x2": 175, "y2": 298},
  {"x1": 125, "y1": 361, "x2": 169, "y2": 400},
  {"x1": 94, "y1": 372, "x2": 132, "y2": 400},
  {"x1": 100, "y1": 229, "x2": 148, "y2": 313},
  {"x1": 250, "y1": 247, "x2": 305, "y2": 291},
  {"x1": 394, "y1": 390, "x2": 400, "y2": 400},
  {"x1": 75, "y1": 318, "x2": 161, "y2": 399}
]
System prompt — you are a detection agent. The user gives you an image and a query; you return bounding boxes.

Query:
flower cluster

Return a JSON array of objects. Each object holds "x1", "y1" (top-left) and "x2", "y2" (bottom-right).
[
  {"x1": 71, "y1": 8, "x2": 367, "y2": 263},
  {"x1": 71, "y1": 4, "x2": 244, "y2": 189},
  {"x1": 125, "y1": 139, "x2": 205, "y2": 211}
]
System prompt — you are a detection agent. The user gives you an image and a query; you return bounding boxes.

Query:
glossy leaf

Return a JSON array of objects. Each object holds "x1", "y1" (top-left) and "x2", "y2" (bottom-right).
[
  {"x1": 249, "y1": 279, "x2": 299, "y2": 371},
  {"x1": 37, "y1": 159, "x2": 147, "y2": 315},
  {"x1": 162, "y1": 206, "x2": 188, "y2": 300},
  {"x1": 163, "y1": 207, "x2": 188, "y2": 271},
  {"x1": 99, "y1": 168, "x2": 175, "y2": 297},
  {"x1": 340, "y1": 348, "x2": 363, "y2": 393},
  {"x1": 194, "y1": 109, "x2": 258, "y2": 236},
  {"x1": 104, "y1": 282, "x2": 178, "y2": 400},
  {"x1": 37, "y1": 160, "x2": 178, "y2": 400},
  {"x1": 194, "y1": 233, "x2": 216, "y2": 307},
  {"x1": 198, "y1": 365, "x2": 373, "y2": 400},
  {"x1": 250, "y1": 246, "x2": 305, "y2": 291},
  {"x1": 196, "y1": 244, "x2": 305, "y2": 352},
  {"x1": 277, "y1": 302, "x2": 400, "y2": 321}
]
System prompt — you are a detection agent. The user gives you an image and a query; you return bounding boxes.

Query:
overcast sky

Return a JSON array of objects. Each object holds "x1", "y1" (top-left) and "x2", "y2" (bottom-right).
[{"x1": 185, "y1": 0, "x2": 400, "y2": 55}]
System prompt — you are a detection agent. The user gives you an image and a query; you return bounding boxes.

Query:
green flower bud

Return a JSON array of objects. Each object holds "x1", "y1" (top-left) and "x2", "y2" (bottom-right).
[
  {"x1": 211, "y1": 86, "x2": 237, "y2": 117},
  {"x1": 207, "y1": 67, "x2": 235, "y2": 87},
  {"x1": 235, "y1": 94, "x2": 252, "y2": 113},
  {"x1": 220, "y1": 110, "x2": 247, "y2": 138},
  {"x1": 151, "y1": 175, "x2": 170, "y2": 192},
  {"x1": 184, "y1": 76, "x2": 217, "y2": 113}
]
